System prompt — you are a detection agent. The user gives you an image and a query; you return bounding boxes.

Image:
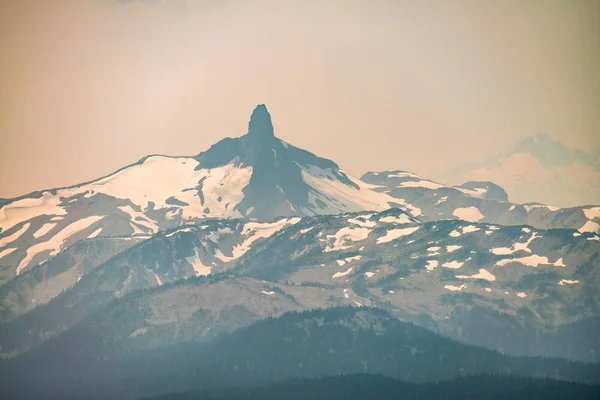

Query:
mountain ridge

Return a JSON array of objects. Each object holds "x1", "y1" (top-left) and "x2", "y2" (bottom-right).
[
  {"x1": 0, "y1": 105, "x2": 398, "y2": 282},
  {"x1": 2, "y1": 207, "x2": 598, "y2": 363},
  {"x1": 1, "y1": 106, "x2": 599, "y2": 287}
]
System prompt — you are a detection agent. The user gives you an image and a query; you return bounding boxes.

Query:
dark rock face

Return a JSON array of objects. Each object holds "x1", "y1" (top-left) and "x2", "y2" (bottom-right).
[
  {"x1": 194, "y1": 104, "x2": 361, "y2": 219},
  {"x1": 248, "y1": 104, "x2": 274, "y2": 139}
]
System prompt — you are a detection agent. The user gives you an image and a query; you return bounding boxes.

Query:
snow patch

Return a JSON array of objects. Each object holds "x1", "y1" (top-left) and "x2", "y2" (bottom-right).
[
  {"x1": 118, "y1": 205, "x2": 159, "y2": 233},
  {"x1": 341, "y1": 288, "x2": 363, "y2": 307},
  {"x1": 455, "y1": 187, "x2": 488, "y2": 197},
  {"x1": 145, "y1": 267, "x2": 163, "y2": 286},
  {"x1": 558, "y1": 279, "x2": 579, "y2": 285},
  {"x1": 347, "y1": 217, "x2": 377, "y2": 228},
  {"x1": 129, "y1": 222, "x2": 147, "y2": 236},
  {"x1": 0, "y1": 247, "x2": 17, "y2": 259},
  {"x1": 0, "y1": 192, "x2": 67, "y2": 233},
  {"x1": 376, "y1": 226, "x2": 420, "y2": 244},
  {"x1": 525, "y1": 204, "x2": 558, "y2": 212},
  {"x1": 325, "y1": 227, "x2": 371, "y2": 252},
  {"x1": 554, "y1": 258, "x2": 565, "y2": 267},
  {"x1": 299, "y1": 165, "x2": 395, "y2": 215},
  {"x1": 490, "y1": 232, "x2": 538, "y2": 255},
  {"x1": 69, "y1": 156, "x2": 252, "y2": 220},
  {"x1": 579, "y1": 220, "x2": 600, "y2": 233},
  {"x1": 391, "y1": 198, "x2": 422, "y2": 217},
  {"x1": 583, "y1": 207, "x2": 600, "y2": 221},
  {"x1": 332, "y1": 267, "x2": 353, "y2": 279},
  {"x1": 379, "y1": 214, "x2": 413, "y2": 224},
  {"x1": 214, "y1": 249, "x2": 234, "y2": 263},
  {"x1": 87, "y1": 228, "x2": 103, "y2": 239},
  {"x1": 129, "y1": 327, "x2": 148, "y2": 338},
  {"x1": 186, "y1": 250, "x2": 212, "y2": 276},
  {"x1": 399, "y1": 180, "x2": 445, "y2": 190},
  {"x1": 456, "y1": 268, "x2": 496, "y2": 281},
  {"x1": 16, "y1": 215, "x2": 104, "y2": 275},
  {"x1": 453, "y1": 207, "x2": 484, "y2": 222},
  {"x1": 425, "y1": 260, "x2": 439, "y2": 271},
  {"x1": 232, "y1": 218, "x2": 301, "y2": 258},
  {"x1": 165, "y1": 227, "x2": 194, "y2": 238},
  {"x1": 180, "y1": 162, "x2": 253, "y2": 220},
  {"x1": 462, "y1": 225, "x2": 480, "y2": 234},
  {"x1": 442, "y1": 261, "x2": 464, "y2": 269},
  {"x1": 33, "y1": 223, "x2": 57, "y2": 239},
  {"x1": 435, "y1": 196, "x2": 448, "y2": 205},
  {"x1": 0, "y1": 223, "x2": 31, "y2": 248},
  {"x1": 495, "y1": 254, "x2": 552, "y2": 268},
  {"x1": 444, "y1": 283, "x2": 466, "y2": 292}
]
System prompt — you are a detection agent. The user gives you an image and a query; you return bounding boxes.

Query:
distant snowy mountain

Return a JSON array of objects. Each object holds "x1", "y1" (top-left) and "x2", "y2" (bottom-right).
[
  {"x1": 436, "y1": 133, "x2": 600, "y2": 207},
  {"x1": 0, "y1": 105, "x2": 397, "y2": 282}
]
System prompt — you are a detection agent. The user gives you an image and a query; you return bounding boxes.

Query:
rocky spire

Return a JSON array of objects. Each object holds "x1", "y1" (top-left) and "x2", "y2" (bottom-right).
[{"x1": 248, "y1": 104, "x2": 274, "y2": 139}]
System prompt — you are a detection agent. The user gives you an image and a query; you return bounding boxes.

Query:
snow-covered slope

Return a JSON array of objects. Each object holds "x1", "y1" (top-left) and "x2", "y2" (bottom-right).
[
  {"x1": 436, "y1": 133, "x2": 600, "y2": 207},
  {"x1": 0, "y1": 105, "x2": 397, "y2": 282},
  {"x1": 0, "y1": 216, "x2": 307, "y2": 324}
]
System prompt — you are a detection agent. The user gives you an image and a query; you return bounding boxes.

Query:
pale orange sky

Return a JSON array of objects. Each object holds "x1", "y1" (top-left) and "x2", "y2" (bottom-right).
[{"x1": 1, "y1": 0, "x2": 599, "y2": 198}]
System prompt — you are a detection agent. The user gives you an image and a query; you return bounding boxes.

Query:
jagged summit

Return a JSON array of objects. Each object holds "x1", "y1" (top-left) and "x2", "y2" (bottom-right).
[
  {"x1": 248, "y1": 104, "x2": 274, "y2": 139},
  {"x1": 191, "y1": 104, "x2": 380, "y2": 219}
]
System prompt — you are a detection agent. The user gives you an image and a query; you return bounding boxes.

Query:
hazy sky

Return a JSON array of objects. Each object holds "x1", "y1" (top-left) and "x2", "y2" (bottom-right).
[{"x1": 1, "y1": 0, "x2": 599, "y2": 198}]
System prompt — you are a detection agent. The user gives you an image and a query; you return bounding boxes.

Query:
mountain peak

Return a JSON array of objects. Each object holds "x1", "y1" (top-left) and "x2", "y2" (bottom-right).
[
  {"x1": 516, "y1": 133, "x2": 555, "y2": 149},
  {"x1": 512, "y1": 133, "x2": 597, "y2": 168},
  {"x1": 248, "y1": 104, "x2": 274, "y2": 139}
]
